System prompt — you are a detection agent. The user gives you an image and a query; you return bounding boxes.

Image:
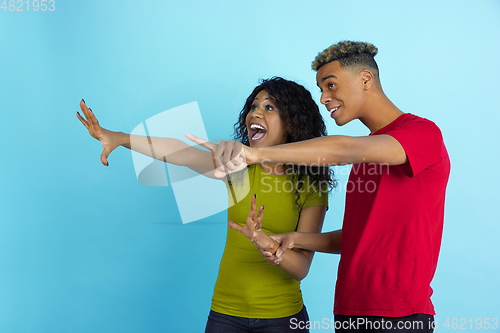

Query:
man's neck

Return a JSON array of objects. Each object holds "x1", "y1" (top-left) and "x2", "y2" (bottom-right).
[{"x1": 358, "y1": 93, "x2": 404, "y2": 134}]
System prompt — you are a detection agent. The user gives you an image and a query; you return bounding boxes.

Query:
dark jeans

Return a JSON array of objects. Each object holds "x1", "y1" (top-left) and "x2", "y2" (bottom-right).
[
  {"x1": 334, "y1": 313, "x2": 435, "y2": 333},
  {"x1": 205, "y1": 306, "x2": 310, "y2": 333}
]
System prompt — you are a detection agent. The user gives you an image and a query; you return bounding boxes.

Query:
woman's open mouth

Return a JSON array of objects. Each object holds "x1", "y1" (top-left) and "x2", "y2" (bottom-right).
[{"x1": 249, "y1": 122, "x2": 267, "y2": 143}]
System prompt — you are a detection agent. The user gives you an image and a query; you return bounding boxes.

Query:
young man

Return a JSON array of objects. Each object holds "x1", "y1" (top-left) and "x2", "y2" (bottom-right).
[{"x1": 189, "y1": 41, "x2": 450, "y2": 332}]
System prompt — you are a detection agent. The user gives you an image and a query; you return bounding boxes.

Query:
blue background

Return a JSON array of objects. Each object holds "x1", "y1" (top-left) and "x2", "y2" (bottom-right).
[{"x1": 1, "y1": 0, "x2": 499, "y2": 331}]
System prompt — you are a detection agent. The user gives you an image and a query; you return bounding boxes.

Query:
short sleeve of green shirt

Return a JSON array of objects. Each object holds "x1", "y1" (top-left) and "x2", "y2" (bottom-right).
[{"x1": 301, "y1": 179, "x2": 329, "y2": 211}]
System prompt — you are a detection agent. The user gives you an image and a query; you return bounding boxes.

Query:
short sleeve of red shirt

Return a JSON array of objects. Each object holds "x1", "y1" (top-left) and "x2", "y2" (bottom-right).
[
  {"x1": 334, "y1": 113, "x2": 450, "y2": 317},
  {"x1": 384, "y1": 115, "x2": 444, "y2": 178}
]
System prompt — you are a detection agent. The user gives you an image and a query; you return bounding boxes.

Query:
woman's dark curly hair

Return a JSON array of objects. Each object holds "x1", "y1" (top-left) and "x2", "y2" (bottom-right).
[{"x1": 233, "y1": 77, "x2": 336, "y2": 208}]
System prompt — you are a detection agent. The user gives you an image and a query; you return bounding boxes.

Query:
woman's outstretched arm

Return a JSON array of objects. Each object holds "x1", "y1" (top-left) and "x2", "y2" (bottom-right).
[{"x1": 76, "y1": 99, "x2": 217, "y2": 177}]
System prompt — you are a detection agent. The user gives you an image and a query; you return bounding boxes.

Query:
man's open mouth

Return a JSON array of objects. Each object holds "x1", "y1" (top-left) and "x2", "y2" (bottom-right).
[{"x1": 328, "y1": 106, "x2": 340, "y2": 118}]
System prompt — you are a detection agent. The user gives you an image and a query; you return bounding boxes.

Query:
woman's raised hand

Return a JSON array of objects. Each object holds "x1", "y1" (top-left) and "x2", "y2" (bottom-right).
[
  {"x1": 76, "y1": 99, "x2": 122, "y2": 166},
  {"x1": 228, "y1": 194, "x2": 276, "y2": 251}
]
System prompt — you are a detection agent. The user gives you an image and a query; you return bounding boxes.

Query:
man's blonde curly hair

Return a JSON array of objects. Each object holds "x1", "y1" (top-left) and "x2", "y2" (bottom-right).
[{"x1": 312, "y1": 41, "x2": 379, "y2": 73}]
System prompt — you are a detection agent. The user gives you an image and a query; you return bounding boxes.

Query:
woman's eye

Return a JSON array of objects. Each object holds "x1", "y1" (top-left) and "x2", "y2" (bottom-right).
[
  {"x1": 264, "y1": 105, "x2": 274, "y2": 111},
  {"x1": 250, "y1": 104, "x2": 257, "y2": 110}
]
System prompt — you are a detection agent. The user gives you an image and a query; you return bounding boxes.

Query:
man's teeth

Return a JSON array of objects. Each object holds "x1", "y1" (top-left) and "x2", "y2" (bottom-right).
[{"x1": 250, "y1": 123, "x2": 265, "y2": 130}]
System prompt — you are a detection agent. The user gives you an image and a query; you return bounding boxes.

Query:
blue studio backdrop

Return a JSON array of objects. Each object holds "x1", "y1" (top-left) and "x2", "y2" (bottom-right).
[{"x1": 0, "y1": 0, "x2": 499, "y2": 332}]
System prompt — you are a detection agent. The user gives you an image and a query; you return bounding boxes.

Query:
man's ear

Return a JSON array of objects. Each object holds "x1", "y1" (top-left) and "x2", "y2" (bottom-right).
[{"x1": 360, "y1": 69, "x2": 374, "y2": 90}]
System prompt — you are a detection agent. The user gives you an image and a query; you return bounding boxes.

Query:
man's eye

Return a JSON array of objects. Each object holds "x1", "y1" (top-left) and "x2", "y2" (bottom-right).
[{"x1": 328, "y1": 83, "x2": 335, "y2": 89}]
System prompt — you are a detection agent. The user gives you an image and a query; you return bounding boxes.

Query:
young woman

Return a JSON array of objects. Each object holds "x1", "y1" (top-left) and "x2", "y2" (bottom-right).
[{"x1": 77, "y1": 77, "x2": 334, "y2": 333}]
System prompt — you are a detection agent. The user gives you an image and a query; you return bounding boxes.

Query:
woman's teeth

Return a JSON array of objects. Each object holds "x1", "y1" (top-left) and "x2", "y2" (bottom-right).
[
  {"x1": 250, "y1": 123, "x2": 265, "y2": 130},
  {"x1": 250, "y1": 123, "x2": 267, "y2": 141}
]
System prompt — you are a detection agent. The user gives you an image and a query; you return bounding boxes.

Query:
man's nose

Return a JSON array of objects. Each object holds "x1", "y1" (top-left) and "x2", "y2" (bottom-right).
[{"x1": 320, "y1": 92, "x2": 332, "y2": 105}]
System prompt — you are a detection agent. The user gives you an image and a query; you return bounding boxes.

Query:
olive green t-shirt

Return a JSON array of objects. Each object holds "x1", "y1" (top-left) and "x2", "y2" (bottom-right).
[{"x1": 211, "y1": 164, "x2": 329, "y2": 318}]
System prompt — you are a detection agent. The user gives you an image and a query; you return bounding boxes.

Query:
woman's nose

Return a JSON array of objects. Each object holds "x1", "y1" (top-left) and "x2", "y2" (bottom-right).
[{"x1": 251, "y1": 108, "x2": 264, "y2": 118}]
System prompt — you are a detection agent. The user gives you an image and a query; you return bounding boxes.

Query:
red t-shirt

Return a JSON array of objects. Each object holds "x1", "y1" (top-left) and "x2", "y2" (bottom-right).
[{"x1": 334, "y1": 113, "x2": 450, "y2": 317}]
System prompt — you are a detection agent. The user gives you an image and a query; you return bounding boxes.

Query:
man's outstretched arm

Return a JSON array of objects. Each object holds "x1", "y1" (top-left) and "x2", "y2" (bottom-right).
[
  {"x1": 187, "y1": 134, "x2": 407, "y2": 178},
  {"x1": 264, "y1": 230, "x2": 342, "y2": 264},
  {"x1": 255, "y1": 135, "x2": 407, "y2": 166}
]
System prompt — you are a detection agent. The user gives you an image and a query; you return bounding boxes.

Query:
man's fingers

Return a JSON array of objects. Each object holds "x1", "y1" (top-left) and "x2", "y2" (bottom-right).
[
  {"x1": 232, "y1": 144, "x2": 245, "y2": 166},
  {"x1": 222, "y1": 141, "x2": 235, "y2": 164},
  {"x1": 211, "y1": 141, "x2": 228, "y2": 177},
  {"x1": 212, "y1": 140, "x2": 246, "y2": 173},
  {"x1": 232, "y1": 154, "x2": 244, "y2": 167},
  {"x1": 225, "y1": 160, "x2": 238, "y2": 172},
  {"x1": 224, "y1": 142, "x2": 245, "y2": 169},
  {"x1": 269, "y1": 234, "x2": 282, "y2": 244},
  {"x1": 276, "y1": 238, "x2": 293, "y2": 259},
  {"x1": 185, "y1": 133, "x2": 216, "y2": 152},
  {"x1": 223, "y1": 159, "x2": 246, "y2": 174},
  {"x1": 213, "y1": 169, "x2": 228, "y2": 179},
  {"x1": 184, "y1": 135, "x2": 247, "y2": 176},
  {"x1": 213, "y1": 141, "x2": 229, "y2": 172},
  {"x1": 184, "y1": 134, "x2": 239, "y2": 177},
  {"x1": 214, "y1": 140, "x2": 228, "y2": 164},
  {"x1": 258, "y1": 249, "x2": 278, "y2": 265},
  {"x1": 276, "y1": 245, "x2": 286, "y2": 258},
  {"x1": 261, "y1": 250, "x2": 273, "y2": 257}
]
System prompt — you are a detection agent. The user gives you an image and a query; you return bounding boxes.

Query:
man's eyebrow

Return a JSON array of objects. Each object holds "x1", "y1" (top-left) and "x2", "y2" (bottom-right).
[{"x1": 321, "y1": 74, "x2": 337, "y2": 83}]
